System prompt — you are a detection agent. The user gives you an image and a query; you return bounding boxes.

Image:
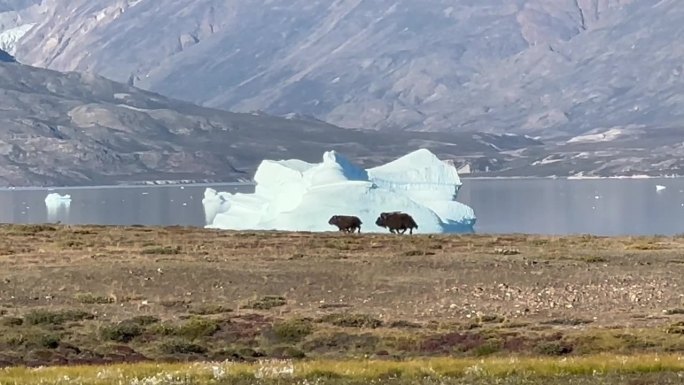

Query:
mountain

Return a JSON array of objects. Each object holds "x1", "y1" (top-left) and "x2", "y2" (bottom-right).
[
  {"x1": 5, "y1": 0, "x2": 634, "y2": 133},
  {"x1": 1, "y1": 0, "x2": 683, "y2": 179},
  {"x1": 0, "y1": 49, "x2": 543, "y2": 186},
  {"x1": 0, "y1": 45, "x2": 12, "y2": 61}
]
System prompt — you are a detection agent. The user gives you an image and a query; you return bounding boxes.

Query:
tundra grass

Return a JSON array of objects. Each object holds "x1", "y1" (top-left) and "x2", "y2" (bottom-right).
[
  {"x1": 0, "y1": 225, "x2": 684, "y2": 371},
  {"x1": 2, "y1": 355, "x2": 683, "y2": 385}
]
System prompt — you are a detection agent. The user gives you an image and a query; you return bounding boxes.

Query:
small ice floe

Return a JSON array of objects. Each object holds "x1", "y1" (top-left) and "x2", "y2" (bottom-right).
[
  {"x1": 45, "y1": 193, "x2": 71, "y2": 222},
  {"x1": 656, "y1": 185, "x2": 666, "y2": 192},
  {"x1": 45, "y1": 193, "x2": 71, "y2": 206}
]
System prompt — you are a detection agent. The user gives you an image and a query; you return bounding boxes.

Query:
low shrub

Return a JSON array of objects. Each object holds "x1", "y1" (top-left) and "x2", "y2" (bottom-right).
[
  {"x1": 126, "y1": 315, "x2": 160, "y2": 326},
  {"x1": 0, "y1": 317, "x2": 23, "y2": 326},
  {"x1": 267, "y1": 345, "x2": 306, "y2": 359},
  {"x1": 101, "y1": 322, "x2": 144, "y2": 343},
  {"x1": 267, "y1": 318, "x2": 314, "y2": 343},
  {"x1": 534, "y1": 341, "x2": 573, "y2": 356},
  {"x1": 245, "y1": 296, "x2": 287, "y2": 310},
  {"x1": 189, "y1": 304, "x2": 233, "y2": 315},
  {"x1": 24, "y1": 309, "x2": 93, "y2": 325},
  {"x1": 4, "y1": 331, "x2": 60, "y2": 349},
  {"x1": 665, "y1": 322, "x2": 684, "y2": 334},
  {"x1": 157, "y1": 338, "x2": 207, "y2": 355},
  {"x1": 5, "y1": 224, "x2": 57, "y2": 235},
  {"x1": 388, "y1": 320, "x2": 422, "y2": 329},
  {"x1": 541, "y1": 318, "x2": 594, "y2": 326},
  {"x1": 320, "y1": 313, "x2": 383, "y2": 329},
  {"x1": 141, "y1": 246, "x2": 181, "y2": 255},
  {"x1": 74, "y1": 293, "x2": 114, "y2": 304},
  {"x1": 154, "y1": 317, "x2": 220, "y2": 340}
]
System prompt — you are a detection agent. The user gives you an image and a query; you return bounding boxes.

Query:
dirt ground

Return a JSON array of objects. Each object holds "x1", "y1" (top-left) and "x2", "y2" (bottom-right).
[
  {"x1": 0, "y1": 224, "x2": 682, "y2": 366},
  {"x1": 2, "y1": 225, "x2": 682, "y2": 324}
]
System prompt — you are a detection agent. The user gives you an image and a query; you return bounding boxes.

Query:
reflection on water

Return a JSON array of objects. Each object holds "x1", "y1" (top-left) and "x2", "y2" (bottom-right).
[
  {"x1": 457, "y1": 177, "x2": 684, "y2": 236},
  {"x1": 0, "y1": 184, "x2": 250, "y2": 228},
  {"x1": 0, "y1": 178, "x2": 682, "y2": 236}
]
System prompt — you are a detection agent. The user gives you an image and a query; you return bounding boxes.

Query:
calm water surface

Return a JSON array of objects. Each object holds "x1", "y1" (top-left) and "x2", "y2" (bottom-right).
[{"x1": 1, "y1": 178, "x2": 683, "y2": 236}]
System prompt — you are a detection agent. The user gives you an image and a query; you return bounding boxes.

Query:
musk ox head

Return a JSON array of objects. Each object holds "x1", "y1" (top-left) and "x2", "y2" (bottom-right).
[
  {"x1": 375, "y1": 212, "x2": 396, "y2": 227},
  {"x1": 328, "y1": 215, "x2": 340, "y2": 226}
]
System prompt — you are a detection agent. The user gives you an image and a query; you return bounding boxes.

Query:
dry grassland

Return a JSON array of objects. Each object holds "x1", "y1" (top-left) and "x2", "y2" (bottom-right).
[{"x1": 0, "y1": 224, "x2": 682, "y2": 383}]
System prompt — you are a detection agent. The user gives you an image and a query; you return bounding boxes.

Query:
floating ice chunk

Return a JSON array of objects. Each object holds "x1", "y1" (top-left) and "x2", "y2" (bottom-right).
[
  {"x1": 44, "y1": 193, "x2": 71, "y2": 222},
  {"x1": 656, "y1": 185, "x2": 666, "y2": 192},
  {"x1": 204, "y1": 149, "x2": 476, "y2": 233},
  {"x1": 45, "y1": 193, "x2": 71, "y2": 205},
  {"x1": 202, "y1": 188, "x2": 232, "y2": 225}
]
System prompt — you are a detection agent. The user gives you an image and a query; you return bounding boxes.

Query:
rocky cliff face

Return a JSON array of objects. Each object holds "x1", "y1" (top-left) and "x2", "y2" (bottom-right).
[
  {"x1": 1, "y1": 1, "x2": 683, "y2": 181},
  {"x1": 6, "y1": 0, "x2": 634, "y2": 133},
  {"x1": 0, "y1": 48, "x2": 542, "y2": 186}
]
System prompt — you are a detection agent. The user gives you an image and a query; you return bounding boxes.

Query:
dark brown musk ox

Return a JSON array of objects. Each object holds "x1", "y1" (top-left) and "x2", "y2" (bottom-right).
[
  {"x1": 375, "y1": 212, "x2": 418, "y2": 235},
  {"x1": 328, "y1": 215, "x2": 363, "y2": 233}
]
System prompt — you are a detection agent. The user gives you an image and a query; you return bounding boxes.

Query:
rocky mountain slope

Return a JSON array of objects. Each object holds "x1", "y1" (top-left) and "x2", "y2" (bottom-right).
[
  {"x1": 1, "y1": 1, "x2": 683, "y2": 180},
  {"x1": 0, "y1": 49, "x2": 544, "y2": 186},
  {"x1": 5, "y1": 0, "x2": 634, "y2": 133}
]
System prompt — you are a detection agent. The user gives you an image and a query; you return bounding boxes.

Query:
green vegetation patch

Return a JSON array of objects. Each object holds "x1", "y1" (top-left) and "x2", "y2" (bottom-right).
[
  {"x1": 319, "y1": 313, "x2": 383, "y2": 329},
  {"x1": 244, "y1": 296, "x2": 287, "y2": 310},
  {"x1": 1, "y1": 355, "x2": 684, "y2": 385},
  {"x1": 23, "y1": 309, "x2": 94, "y2": 325},
  {"x1": 154, "y1": 317, "x2": 221, "y2": 340},
  {"x1": 74, "y1": 293, "x2": 114, "y2": 304},
  {"x1": 156, "y1": 338, "x2": 208, "y2": 355},
  {"x1": 265, "y1": 318, "x2": 314, "y2": 343},
  {"x1": 189, "y1": 304, "x2": 233, "y2": 315},
  {"x1": 140, "y1": 246, "x2": 181, "y2": 255},
  {"x1": 100, "y1": 322, "x2": 144, "y2": 343}
]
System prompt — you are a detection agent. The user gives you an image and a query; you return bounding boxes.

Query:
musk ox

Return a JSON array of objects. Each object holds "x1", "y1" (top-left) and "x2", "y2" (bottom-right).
[
  {"x1": 328, "y1": 215, "x2": 362, "y2": 233},
  {"x1": 375, "y1": 212, "x2": 418, "y2": 235}
]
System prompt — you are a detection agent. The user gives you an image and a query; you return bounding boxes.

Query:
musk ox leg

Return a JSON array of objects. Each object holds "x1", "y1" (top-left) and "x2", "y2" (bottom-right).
[{"x1": 409, "y1": 227, "x2": 413, "y2": 235}]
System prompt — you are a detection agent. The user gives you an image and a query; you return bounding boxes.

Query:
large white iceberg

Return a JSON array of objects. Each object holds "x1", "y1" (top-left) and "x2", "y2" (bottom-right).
[{"x1": 203, "y1": 149, "x2": 476, "y2": 233}]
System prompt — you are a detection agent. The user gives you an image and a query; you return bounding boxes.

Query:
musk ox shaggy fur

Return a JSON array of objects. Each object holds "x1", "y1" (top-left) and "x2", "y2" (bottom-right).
[
  {"x1": 375, "y1": 212, "x2": 418, "y2": 235},
  {"x1": 328, "y1": 215, "x2": 363, "y2": 233}
]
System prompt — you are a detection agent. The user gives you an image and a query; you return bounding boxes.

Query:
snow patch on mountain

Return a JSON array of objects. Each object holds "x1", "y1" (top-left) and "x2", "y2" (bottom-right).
[{"x1": 0, "y1": 22, "x2": 33, "y2": 54}]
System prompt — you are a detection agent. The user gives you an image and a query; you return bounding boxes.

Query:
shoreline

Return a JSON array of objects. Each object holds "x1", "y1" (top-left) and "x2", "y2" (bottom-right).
[{"x1": 0, "y1": 174, "x2": 682, "y2": 191}]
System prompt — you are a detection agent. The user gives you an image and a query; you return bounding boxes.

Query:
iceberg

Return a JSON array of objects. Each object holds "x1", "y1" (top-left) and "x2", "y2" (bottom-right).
[
  {"x1": 44, "y1": 193, "x2": 71, "y2": 223},
  {"x1": 203, "y1": 149, "x2": 476, "y2": 233}
]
